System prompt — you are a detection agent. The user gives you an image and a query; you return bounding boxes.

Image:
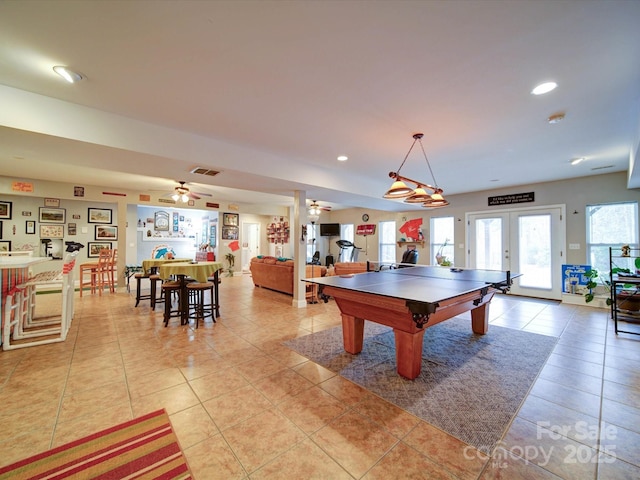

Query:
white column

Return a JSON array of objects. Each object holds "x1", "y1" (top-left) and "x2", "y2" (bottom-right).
[{"x1": 292, "y1": 191, "x2": 308, "y2": 308}]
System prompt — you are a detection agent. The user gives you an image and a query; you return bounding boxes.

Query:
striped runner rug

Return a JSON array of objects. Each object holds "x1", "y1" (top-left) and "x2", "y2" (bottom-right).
[{"x1": 0, "y1": 409, "x2": 192, "y2": 479}]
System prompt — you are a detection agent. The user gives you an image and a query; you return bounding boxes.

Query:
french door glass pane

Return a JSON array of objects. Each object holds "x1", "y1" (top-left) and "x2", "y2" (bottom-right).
[
  {"x1": 518, "y1": 214, "x2": 551, "y2": 288},
  {"x1": 475, "y1": 218, "x2": 502, "y2": 270}
]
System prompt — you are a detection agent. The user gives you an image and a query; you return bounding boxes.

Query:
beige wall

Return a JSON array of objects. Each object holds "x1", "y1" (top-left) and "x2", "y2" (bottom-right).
[
  {"x1": 326, "y1": 172, "x2": 640, "y2": 266},
  {"x1": 2, "y1": 172, "x2": 639, "y2": 276}
]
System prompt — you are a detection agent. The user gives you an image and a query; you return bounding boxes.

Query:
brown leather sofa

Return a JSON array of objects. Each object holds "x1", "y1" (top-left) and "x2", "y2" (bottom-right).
[
  {"x1": 250, "y1": 257, "x2": 326, "y2": 296},
  {"x1": 333, "y1": 262, "x2": 369, "y2": 275}
]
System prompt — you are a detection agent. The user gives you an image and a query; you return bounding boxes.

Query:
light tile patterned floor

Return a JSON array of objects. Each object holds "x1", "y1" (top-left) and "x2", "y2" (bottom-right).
[{"x1": 0, "y1": 274, "x2": 639, "y2": 479}]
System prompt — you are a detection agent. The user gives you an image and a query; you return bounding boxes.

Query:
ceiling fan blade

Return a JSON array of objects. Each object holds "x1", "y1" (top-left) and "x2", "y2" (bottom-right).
[
  {"x1": 188, "y1": 192, "x2": 201, "y2": 200},
  {"x1": 192, "y1": 191, "x2": 212, "y2": 197}
]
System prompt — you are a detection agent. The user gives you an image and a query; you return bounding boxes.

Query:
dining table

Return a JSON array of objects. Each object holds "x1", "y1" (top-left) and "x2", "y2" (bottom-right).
[
  {"x1": 141, "y1": 257, "x2": 192, "y2": 275},
  {"x1": 158, "y1": 261, "x2": 223, "y2": 324}
]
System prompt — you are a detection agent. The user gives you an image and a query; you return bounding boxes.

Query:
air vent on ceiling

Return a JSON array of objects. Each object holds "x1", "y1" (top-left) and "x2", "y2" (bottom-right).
[
  {"x1": 591, "y1": 165, "x2": 614, "y2": 171},
  {"x1": 190, "y1": 167, "x2": 220, "y2": 177}
]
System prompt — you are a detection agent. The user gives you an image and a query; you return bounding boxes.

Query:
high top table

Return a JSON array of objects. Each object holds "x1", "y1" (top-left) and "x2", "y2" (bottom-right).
[
  {"x1": 141, "y1": 258, "x2": 191, "y2": 275},
  {"x1": 158, "y1": 261, "x2": 223, "y2": 324}
]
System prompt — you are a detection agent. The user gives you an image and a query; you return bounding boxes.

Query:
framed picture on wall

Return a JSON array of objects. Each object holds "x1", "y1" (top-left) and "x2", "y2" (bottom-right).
[
  {"x1": 68, "y1": 223, "x2": 77, "y2": 235},
  {"x1": 209, "y1": 225, "x2": 217, "y2": 247},
  {"x1": 222, "y1": 226, "x2": 238, "y2": 240},
  {"x1": 154, "y1": 211, "x2": 169, "y2": 231},
  {"x1": 39, "y1": 207, "x2": 66, "y2": 224},
  {"x1": 95, "y1": 225, "x2": 118, "y2": 240},
  {"x1": 88, "y1": 208, "x2": 112, "y2": 224},
  {"x1": 0, "y1": 241, "x2": 11, "y2": 252},
  {"x1": 223, "y1": 213, "x2": 239, "y2": 226},
  {"x1": 25, "y1": 220, "x2": 36, "y2": 235},
  {"x1": 0, "y1": 200, "x2": 13, "y2": 220},
  {"x1": 88, "y1": 242, "x2": 111, "y2": 258},
  {"x1": 40, "y1": 224, "x2": 64, "y2": 238}
]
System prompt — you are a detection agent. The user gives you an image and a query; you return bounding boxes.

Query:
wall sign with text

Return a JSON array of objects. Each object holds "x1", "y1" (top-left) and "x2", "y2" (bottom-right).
[{"x1": 488, "y1": 192, "x2": 535, "y2": 206}]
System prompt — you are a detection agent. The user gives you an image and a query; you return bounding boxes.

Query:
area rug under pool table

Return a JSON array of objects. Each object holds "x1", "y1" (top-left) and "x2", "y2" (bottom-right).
[{"x1": 284, "y1": 317, "x2": 558, "y2": 454}]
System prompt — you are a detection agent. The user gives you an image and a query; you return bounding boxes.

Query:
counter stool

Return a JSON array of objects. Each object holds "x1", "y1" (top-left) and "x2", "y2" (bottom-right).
[
  {"x1": 162, "y1": 281, "x2": 182, "y2": 326},
  {"x1": 134, "y1": 273, "x2": 151, "y2": 307},
  {"x1": 149, "y1": 274, "x2": 165, "y2": 310},
  {"x1": 186, "y1": 282, "x2": 216, "y2": 328}
]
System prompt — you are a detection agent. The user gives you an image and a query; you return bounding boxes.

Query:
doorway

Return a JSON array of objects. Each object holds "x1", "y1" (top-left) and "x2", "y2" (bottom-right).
[
  {"x1": 241, "y1": 222, "x2": 260, "y2": 272},
  {"x1": 467, "y1": 205, "x2": 565, "y2": 300}
]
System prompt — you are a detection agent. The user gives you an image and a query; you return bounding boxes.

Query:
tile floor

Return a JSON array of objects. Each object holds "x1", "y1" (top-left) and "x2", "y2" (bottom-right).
[{"x1": 0, "y1": 274, "x2": 639, "y2": 479}]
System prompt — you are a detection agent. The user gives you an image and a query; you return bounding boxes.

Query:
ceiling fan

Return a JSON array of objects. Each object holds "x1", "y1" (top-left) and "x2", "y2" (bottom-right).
[
  {"x1": 307, "y1": 200, "x2": 331, "y2": 223},
  {"x1": 308, "y1": 200, "x2": 332, "y2": 214},
  {"x1": 163, "y1": 181, "x2": 212, "y2": 202}
]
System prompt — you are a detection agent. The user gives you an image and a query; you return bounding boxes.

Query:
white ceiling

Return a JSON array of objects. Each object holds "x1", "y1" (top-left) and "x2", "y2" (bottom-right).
[{"x1": 0, "y1": 0, "x2": 639, "y2": 212}]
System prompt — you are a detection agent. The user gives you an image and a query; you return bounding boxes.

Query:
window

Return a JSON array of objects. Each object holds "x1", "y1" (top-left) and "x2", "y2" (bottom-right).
[
  {"x1": 586, "y1": 202, "x2": 638, "y2": 274},
  {"x1": 340, "y1": 224, "x2": 354, "y2": 243},
  {"x1": 430, "y1": 216, "x2": 454, "y2": 265},
  {"x1": 379, "y1": 221, "x2": 396, "y2": 264},
  {"x1": 338, "y1": 223, "x2": 358, "y2": 261},
  {"x1": 306, "y1": 223, "x2": 318, "y2": 262}
]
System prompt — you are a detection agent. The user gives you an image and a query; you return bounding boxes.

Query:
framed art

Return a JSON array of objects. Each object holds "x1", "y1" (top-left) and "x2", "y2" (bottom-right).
[
  {"x1": 209, "y1": 225, "x2": 217, "y2": 247},
  {"x1": 154, "y1": 211, "x2": 169, "y2": 231},
  {"x1": 39, "y1": 207, "x2": 66, "y2": 224},
  {"x1": 40, "y1": 224, "x2": 64, "y2": 238},
  {"x1": 44, "y1": 198, "x2": 60, "y2": 207},
  {"x1": 95, "y1": 225, "x2": 118, "y2": 240},
  {"x1": 68, "y1": 223, "x2": 77, "y2": 235},
  {"x1": 222, "y1": 225, "x2": 238, "y2": 240},
  {"x1": 88, "y1": 242, "x2": 111, "y2": 258},
  {"x1": 223, "y1": 213, "x2": 239, "y2": 226},
  {"x1": 0, "y1": 200, "x2": 12, "y2": 220},
  {"x1": 26, "y1": 220, "x2": 36, "y2": 235},
  {"x1": 88, "y1": 208, "x2": 112, "y2": 224},
  {"x1": 0, "y1": 241, "x2": 11, "y2": 252}
]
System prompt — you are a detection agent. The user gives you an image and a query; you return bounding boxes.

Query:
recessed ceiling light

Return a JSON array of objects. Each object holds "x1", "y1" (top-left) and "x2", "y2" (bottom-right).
[
  {"x1": 337, "y1": 155, "x2": 348, "y2": 161},
  {"x1": 531, "y1": 82, "x2": 557, "y2": 95},
  {"x1": 570, "y1": 157, "x2": 585, "y2": 165},
  {"x1": 53, "y1": 65, "x2": 84, "y2": 83}
]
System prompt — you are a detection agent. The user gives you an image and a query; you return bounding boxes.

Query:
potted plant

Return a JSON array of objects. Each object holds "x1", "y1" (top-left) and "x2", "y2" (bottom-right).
[
  {"x1": 225, "y1": 252, "x2": 235, "y2": 277},
  {"x1": 585, "y1": 259, "x2": 640, "y2": 310},
  {"x1": 435, "y1": 239, "x2": 450, "y2": 266},
  {"x1": 584, "y1": 268, "x2": 612, "y2": 305}
]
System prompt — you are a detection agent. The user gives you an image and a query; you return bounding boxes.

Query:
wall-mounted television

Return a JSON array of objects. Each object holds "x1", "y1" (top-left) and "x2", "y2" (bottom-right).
[{"x1": 320, "y1": 223, "x2": 340, "y2": 236}]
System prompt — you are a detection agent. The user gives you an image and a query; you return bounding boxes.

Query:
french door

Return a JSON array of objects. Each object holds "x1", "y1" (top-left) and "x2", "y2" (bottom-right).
[{"x1": 467, "y1": 206, "x2": 565, "y2": 300}]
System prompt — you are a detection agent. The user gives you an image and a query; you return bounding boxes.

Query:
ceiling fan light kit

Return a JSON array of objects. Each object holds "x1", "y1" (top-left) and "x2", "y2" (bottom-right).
[
  {"x1": 383, "y1": 133, "x2": 449, "y2": 208},
  {"x1": 308, "y1": 200, "x2": 331, "y2": 223}
]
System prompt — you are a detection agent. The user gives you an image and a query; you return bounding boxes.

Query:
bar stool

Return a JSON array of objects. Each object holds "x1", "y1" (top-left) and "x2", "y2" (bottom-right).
[
  {"x1": 149, "y1": 274, "x2": 166, "y2": 310},
  {"x1": 186, "y1": 282, "x2": 216, "y2": 328},
  {"x1": 162, "y1": 281, "x2": 182, "y2": 326},
  {"x1": 134, "y1": 272, "x2": 152, "y2": 307}
]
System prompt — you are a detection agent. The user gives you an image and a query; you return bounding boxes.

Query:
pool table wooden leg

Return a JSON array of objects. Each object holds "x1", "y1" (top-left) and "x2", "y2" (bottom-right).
[
  {"x1": 341, "y1": 314, "x2": 364, "y2": 354},
  {"x1": 470, "y1": 302, "x2": 490, "y2": 334},
  {"x1": 394, "y1": 328, "x2": 426, "y2": 379}
]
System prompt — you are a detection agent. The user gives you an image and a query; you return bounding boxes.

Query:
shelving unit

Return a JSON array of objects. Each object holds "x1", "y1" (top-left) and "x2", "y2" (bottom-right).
[
  {"x1": 267, "y1": 218, "x2": 290, "y2": 244},
  {"x1": 397, "y1": 240, "x2": 425, "y2": 248},
  {"x1": 609, "y1": 246, "x2": 640, "y2": 336}
]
